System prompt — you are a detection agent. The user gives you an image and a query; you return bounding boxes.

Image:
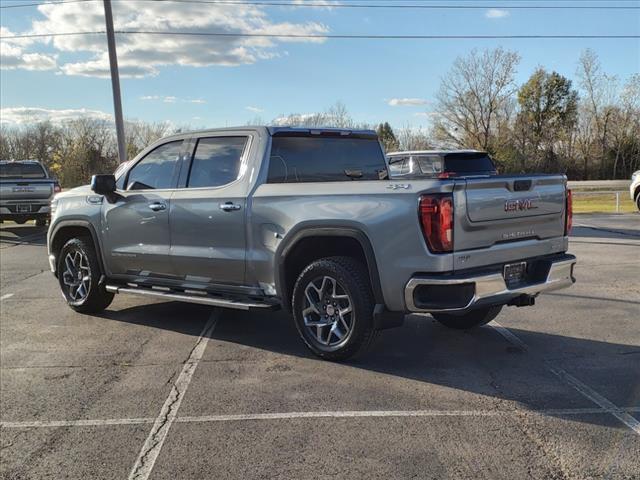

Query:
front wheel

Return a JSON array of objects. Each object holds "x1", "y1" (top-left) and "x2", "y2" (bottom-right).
[
  {"x1": 57, "y1": 237, "x2": 114, "y2": 314},
  {"x1": 432, "y1": 305, "x2": 503, "y2": 330},
  {"x1": 292, "y1": 256, "x2": 376, "y2": 361}
]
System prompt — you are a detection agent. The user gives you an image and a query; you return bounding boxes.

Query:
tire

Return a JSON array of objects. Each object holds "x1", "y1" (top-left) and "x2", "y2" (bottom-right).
[
  {"x1": 14, "y1": 217, "x2": 27, "y2": 225},
  {"x1": 35, "y1": 217, "x2": 47, "y2": 227},
  {"x1": 636, "y1": 194, "x2": 640, "y2": 211},
  {"x1": 57, "y1": 237, "x2": 114, "y2": 314},
  {"x1": 432, "y1": 305, "x2": 503, "y2": 330},
  {"x1": 292, "y1": 256, "x2": 376, "y2": 361}
]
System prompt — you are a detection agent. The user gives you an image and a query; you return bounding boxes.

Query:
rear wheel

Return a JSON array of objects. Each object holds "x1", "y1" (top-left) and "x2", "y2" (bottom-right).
[
  {"x1": 432, "y1": 305, "x2": 503, "y2": 330},
  {"x1": 14, "y1": 217, "x2": 27, "y2": 225},
  {"x1": 292, "y1": 256, "x2": 376, "y2": 361},
  {"x1": 636, "y1": 194, "x2": 640, "y2": 211},
  {"x1": 35, "y1": 217, "x2": 47, "y2": 227},
  {"x1": 57, "y1": 237, "x2": 114, "y2": 314}
]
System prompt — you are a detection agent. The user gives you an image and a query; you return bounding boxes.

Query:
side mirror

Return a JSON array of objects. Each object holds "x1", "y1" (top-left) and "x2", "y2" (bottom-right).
[{"x1": 91, "y1": 174, "x2": 116, "y2": 195}]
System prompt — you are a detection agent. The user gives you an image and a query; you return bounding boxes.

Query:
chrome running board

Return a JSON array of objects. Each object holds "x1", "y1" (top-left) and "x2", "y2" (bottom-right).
[{"x1": 105, "y1": 284, "x2": 279, "y2": 311}]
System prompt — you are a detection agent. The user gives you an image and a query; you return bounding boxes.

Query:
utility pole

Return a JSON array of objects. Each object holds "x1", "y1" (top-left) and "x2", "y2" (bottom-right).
[{"x1": 103, "y1": 0, "x2": 126, "y2": 163}]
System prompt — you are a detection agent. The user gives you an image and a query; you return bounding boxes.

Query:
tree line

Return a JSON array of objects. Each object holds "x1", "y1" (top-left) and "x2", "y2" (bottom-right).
[{"x1": 1, "y1": 48, "x2": 637, "y2": 187}]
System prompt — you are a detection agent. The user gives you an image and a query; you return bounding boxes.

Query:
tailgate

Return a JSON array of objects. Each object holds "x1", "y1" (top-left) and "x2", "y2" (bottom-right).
[
  {"x1": 0, "y1": 181, "x2": 54, "y2": 201},
  {"x1": 454, "y1": 175, "x2": 567, "y2": 251}
]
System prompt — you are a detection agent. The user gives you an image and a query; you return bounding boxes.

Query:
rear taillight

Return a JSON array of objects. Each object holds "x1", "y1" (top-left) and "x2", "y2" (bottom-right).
[
  {"x1": 54, "y1": 183, "x2": 61, "y2": 194},
  {"x1": 565, "y1": 189, "x2": 573, "y2": 235},
  {"x1": 419, "y1": 194, "x2": 453, "y2": 253}
]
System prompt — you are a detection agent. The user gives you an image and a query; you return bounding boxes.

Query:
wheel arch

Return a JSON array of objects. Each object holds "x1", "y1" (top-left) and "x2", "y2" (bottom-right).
[
  {"x1": 275, "y1": 225, "x2": 384, "y2": 311},
  {"x1": 49, "y1": 220, "x2": 106, "y2": 277}
]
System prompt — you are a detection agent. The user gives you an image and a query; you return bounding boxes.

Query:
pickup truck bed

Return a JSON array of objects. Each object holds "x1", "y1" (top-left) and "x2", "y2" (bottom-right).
[{"x1": 47, "y1": 126, "x2": 576, "y2": 360}]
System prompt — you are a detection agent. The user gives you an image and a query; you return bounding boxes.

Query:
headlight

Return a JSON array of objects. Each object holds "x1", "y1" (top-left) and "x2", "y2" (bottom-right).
[{"x1": 50, "y1": 198, "x2": 58, "y2": 215}]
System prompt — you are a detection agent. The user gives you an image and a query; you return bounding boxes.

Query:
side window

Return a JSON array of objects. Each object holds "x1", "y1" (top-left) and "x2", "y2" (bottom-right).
[
  {"x1": 388, "y1": 156, "x2": 408, "y2": 176},
  {"x1": 187, "y1": 136, "x2": 247, "y2": 188},
  {"x1": 416, "y1": 155, "x2": 443, "y2": 175},
  {"x1": 126, "y1": 140, "x2": 183, "y2": 190}
]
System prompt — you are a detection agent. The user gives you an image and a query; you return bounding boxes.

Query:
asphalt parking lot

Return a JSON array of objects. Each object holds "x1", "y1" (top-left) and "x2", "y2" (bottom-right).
[{"x1": 1, "y1": 214, "x2": 639, "y2": 480}]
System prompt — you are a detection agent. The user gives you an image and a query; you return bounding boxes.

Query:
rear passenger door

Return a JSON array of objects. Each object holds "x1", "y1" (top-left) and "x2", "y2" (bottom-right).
[{"x1": 169, "y1": 135, "x2": 250, "y2": 287}]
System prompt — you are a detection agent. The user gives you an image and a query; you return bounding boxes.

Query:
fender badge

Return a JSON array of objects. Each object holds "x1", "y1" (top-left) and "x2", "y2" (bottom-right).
[{"x1": 386, "y1": 184, "x2": 411, "y2": 190}]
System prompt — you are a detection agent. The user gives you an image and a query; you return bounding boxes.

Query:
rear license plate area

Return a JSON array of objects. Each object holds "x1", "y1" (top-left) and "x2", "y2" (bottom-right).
[
  {"x1": 17, "y1": 204, "x2": 31, "y2": 213},
  {"x1": 503, "y1": 262, "x2": 527, "y2": 286}
]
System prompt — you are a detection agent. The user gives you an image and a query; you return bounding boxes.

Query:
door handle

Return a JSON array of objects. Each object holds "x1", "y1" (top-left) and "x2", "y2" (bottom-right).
[
  {"x1": 148, "y1": 202, "x2": 166, "y2": 211},
  {"x1": 219, "y1": 202, "x2": 241, "y2": 212}
]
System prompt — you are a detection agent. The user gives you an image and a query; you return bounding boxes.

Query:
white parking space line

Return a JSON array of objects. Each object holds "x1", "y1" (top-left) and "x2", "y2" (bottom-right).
[
  {"x1": 128, "y1": 309, "x2": 220, "y2": 480},
  {"x1": 492, "y1": 321, "x2": 640, "y2": 435},
  {"x1": 4, "y1": 407, "x2": 640, "y2": 429},
  {"x1": 174, "y1": 407, "x2": 633, "y2": 423},
  {"x1": 0, "y1": 418, "x2": 155, "y2": 428},
  {"x1": 1, "y1": 293, "x2": 14, "y2": 301},
  {"x1": 547, "y1": 367, "x2": 640, "y2": 435}
]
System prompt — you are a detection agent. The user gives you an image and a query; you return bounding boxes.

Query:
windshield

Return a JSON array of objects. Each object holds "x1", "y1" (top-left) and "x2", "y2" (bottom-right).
[
  {"x1": 0, "y1": 162, "x2": 47, "y2": 179},
  {"x1": 388, "y1": 152, "x2": 497, "y2": 178}
]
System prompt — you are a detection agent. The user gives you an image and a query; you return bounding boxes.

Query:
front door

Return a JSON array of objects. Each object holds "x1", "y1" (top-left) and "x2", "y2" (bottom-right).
[
  {"x1": 101, "y1": 140, "x2": 184, "y2": 278},
  {"x1": 169, "y1": 135, "x2": 249, "y2": 286}
]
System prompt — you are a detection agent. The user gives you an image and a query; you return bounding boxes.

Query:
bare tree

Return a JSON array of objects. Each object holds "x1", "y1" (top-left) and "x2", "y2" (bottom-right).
[
  {"x1": 576, "y1": 49, "x2": 619, "y2": 178},
  {"x1": 397, "y1": 125, "x2": 433, "y2": 151},
  {"x1": 434, "y1": 47, "x2": 520, "y2": 153},
  {"x1": 610, "y1": 75, "x2": 640, "y2": 178},
  {"x1": 273, "y1": 102, "x2": 356, "y2": 128}
]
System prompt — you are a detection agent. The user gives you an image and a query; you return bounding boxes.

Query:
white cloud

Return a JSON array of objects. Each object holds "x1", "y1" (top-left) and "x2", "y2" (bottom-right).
[
  {"x1": 140, "y1": 95, "x2": 206, "y2": 104},
  {"x1": 290, "y1": 0, "x2": 340, "y2": 10},
  {"x1": 272, "y1": 113, "x2": 317, "y2": 125},
  {"x1": 0, "y1": 27, "x2": 58, "y2": 71},
  {"x1": 387, "y1": 98, "x2": 429, "y2": 107},
  {"x1": 0, "y1": 107, "x2": 112, "y2": 125},
  {"x1": 4, "y1": 2, "x2": 328, "y2": 78},
  {"x1": 245, "y1": 106, "x2": 264, "y2": 113},
  {"x1": 485, "y1": 9, "x2": 510, "y2": 19}
]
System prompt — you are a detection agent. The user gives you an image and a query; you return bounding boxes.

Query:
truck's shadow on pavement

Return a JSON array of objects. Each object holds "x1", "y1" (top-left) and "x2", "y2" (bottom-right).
[
  {"x1": 571, "y1": 225, "x2": 640, "y2": 240},
  {"x1": 0, "y1": 224, "x2": 47, "y2": 246},
  {"x1": 97, "y1": 301, "x2": 640, "y2": 430}
]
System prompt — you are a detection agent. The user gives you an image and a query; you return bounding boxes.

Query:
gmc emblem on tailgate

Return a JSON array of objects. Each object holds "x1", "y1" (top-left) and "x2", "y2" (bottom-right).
[
  {"x1": 12, "y1": 186, "x2": 35, "y2": 193},
  {"x1": 504, "y1": 198, "x2": 537, "y2": 212}
]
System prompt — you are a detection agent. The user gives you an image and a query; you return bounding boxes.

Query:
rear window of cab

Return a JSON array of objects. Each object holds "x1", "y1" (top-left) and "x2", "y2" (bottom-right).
[{"x1": 267, "y1": 135, "x2": 387, "y2": 183}]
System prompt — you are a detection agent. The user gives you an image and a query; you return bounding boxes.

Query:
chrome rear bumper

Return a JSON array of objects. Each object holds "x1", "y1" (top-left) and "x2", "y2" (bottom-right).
[{"x1": 405, "y1": 255, "x2": 576, "y2": 313}]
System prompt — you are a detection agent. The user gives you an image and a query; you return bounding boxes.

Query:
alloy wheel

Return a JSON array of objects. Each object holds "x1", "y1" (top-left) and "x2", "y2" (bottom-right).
[
  {"x1": 302, "y1": 275, "x2": 354, "y2": 348},
  {"x1": 62, "y1": 250, "x2": 91, "y2": 302}
]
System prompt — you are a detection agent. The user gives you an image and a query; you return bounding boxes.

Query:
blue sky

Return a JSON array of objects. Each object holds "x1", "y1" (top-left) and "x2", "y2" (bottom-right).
[{"x1": 1, "y1": 0, "x2": 639, "y2": 130}]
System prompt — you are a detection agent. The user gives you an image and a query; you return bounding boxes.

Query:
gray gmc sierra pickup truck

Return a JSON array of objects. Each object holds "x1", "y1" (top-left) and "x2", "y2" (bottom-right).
[
  {"x1": 47, "y1": 127, "x2": 576, "y2": 360},
  {"x1": 1, "y1": 160, "x2": 60, "y2": 226}
]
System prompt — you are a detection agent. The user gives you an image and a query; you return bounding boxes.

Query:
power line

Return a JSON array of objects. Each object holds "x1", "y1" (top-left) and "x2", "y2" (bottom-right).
[
  {"x1": 150, "y1": 0, "x2": 640, "y2": 9},
  {"x1": 1, "y1": 0, "x2": 638, "y2": 9},
  {"x1": 2, "y1": 30, "x2": 638, "y2": 39},
  {"x1": 0, "y1": 0, "x2": 91, "y2": 8}
]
